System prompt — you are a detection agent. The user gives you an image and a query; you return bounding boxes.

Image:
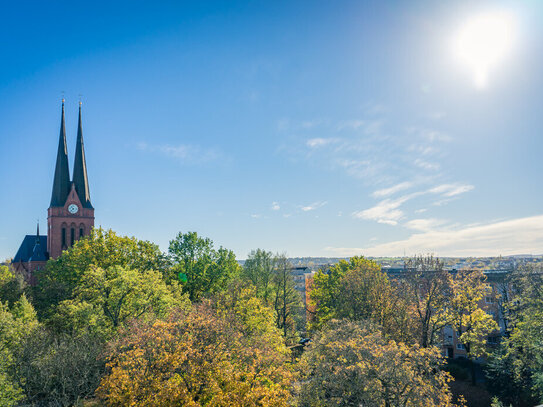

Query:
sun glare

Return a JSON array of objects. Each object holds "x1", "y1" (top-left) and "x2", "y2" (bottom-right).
[{"x1": 453, "y1": 10, "x2": 516, "y2": 88}]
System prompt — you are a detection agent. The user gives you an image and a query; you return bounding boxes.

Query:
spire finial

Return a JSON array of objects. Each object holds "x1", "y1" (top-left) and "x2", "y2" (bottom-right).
[
  {"x1": 36, "y1": 220, "x2": 40, "y2": 243},
  {"x1": 61, "y1": 91, "x2": 65, "y2": 105}
]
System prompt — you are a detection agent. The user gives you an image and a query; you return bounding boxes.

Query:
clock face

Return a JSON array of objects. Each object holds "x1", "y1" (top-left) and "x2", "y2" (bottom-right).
[{"x1": 68, "y1": 204, "x2": 79, "y2": 214}]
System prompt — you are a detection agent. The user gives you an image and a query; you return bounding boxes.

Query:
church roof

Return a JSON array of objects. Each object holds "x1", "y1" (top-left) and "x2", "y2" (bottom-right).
[
  {"x1": 72, "y1": 103, "x2": 93, "y2": 209},
  {"x1": 13, "y1": 235, "x2": 48, "y2": 263},
  {"x1": 50, "y1": 101, "x2": 71, "y2": 207}
]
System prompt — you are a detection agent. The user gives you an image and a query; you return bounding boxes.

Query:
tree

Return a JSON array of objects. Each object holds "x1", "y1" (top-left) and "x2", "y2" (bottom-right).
[
  {"x1": 298, "y1": 319, "x2": 456, "y2": 407},
  {"x1": 34, "y1": 228, "x2": 167, "y2": 317},
  {"x1": 50, "y1": 265, "x2": 189, "y2": 338},
  {"x1": 310, "y1": 257, "x2": 382, "y2": 329},
  {"x1": 168, "y1": 232, "x2": 240, "y2": 301},
  {"x1": 97, "y1": 302, "x2": 294, "y2": 406},
  {"x1": 486, "y1": 265, "x2": 543, "y2": 406},
  {"x1": 402, "y1": 255, "x2": 452, "y2": 348},
  {"x1": 0, "y1": 264, "x2": 25, "y2": 307},
  {"x1": 242, "y1": 249, "x2": 275, "y2": 304},
  {"x1": 449, "y1": 269, "x2": 498, "y2": 384},
  {"x1": 13, "y1": 328, "x2": 105, "y2": 407},
  {"x1": 272, "y1": 255, "x2": 303, "y2": 342},
  {"x1": 0, "y1": 294, "x2": 39, "y2": 406},
  {"x1": 309, "y1": 257, "x2": 412, "y2": 342}
]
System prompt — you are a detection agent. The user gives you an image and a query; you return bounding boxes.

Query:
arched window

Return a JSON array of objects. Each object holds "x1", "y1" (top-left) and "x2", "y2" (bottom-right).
[
  {"x1": 62, "y1": 227, "x2": 66, "y2": 248},
  {"x1": 70, "y1": 227, "x2": 75, "y2": 246},
  {"x1": 79, "y1": 224, "x2": 85, "y2": 239}
]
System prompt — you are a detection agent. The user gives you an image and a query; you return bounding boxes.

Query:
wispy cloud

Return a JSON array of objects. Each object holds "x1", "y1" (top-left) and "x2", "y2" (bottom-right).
[
  {"x1": 271, "y1": 202, "x2": 280, "y2": 211},
  {"x1": 352, "y1": 194, "x2": 416, "y2": 225},
  {"x1": 372, "y1": 182, "x2": 413, "y2": 198},
  {"x1": 414, "y1": 159, "x2": 440, "y2": 171},
  {"x1": 301, "y1": 201, "x2": 327, "y2": 212},
  {"x1": 429, "y1": 183, "x2": 474, "y2": 198},
  {"x1": 250, "y1": 214, "x2": 262, "y2": 219},
  {"x1": 326, "y1": 215, "x2": 543, "y2": 257},
  {"x1": 306, "y1": 138, "x2": 339, "y2": 148},
  {"x1": 404, "y1": 218, "x2": 448, "y2": 232},
  {"x1": 137, "y1": 142, "x2": 221, "y2": 164}
]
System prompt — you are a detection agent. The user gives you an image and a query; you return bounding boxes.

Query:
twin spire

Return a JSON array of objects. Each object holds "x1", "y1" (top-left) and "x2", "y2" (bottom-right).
[{"x1": 50, "y1": 100, "x2": 93, "y2": 209}]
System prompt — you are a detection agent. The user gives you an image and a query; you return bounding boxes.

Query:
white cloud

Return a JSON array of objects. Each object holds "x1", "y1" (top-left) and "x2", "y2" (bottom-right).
[
  {"x1": 271, "y1": 202, "x2": 280, "y2": 211},
  {"x1": 372, "y1": 182, "x2": 413, "y2": 198},
  {"x1": 429, "y1": 183, "x2": 474, "y2": 197},
  {"x1": 414, "y1": 159, "x2": 440, "y2": 171},
  {"x1": 306, "y1": 138, "x2": 339, "y2": 148},
  {"x1": 301, "y1": 201, "x2": 327, "y2": 211},
  {"x1": 326, "y1": 215, "x2": 543, "y2": 257},
  {"x1": 352, "y1": 195, "x2": 413, "y2": 225},
  {"x1": 250, "y1": 214, "x2": 262, "y2": 219},
  {"x1": 404, "y1": 218, "x2": 448, "y2": 232}
]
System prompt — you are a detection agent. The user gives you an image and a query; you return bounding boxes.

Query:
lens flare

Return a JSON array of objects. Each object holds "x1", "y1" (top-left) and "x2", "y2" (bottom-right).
[{"x1": 453, "y1": 11, "x2": 516, "y2": 88}]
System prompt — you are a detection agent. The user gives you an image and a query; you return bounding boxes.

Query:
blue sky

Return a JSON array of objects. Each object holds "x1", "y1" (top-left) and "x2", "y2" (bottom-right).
[{"x1": 2, "y1": 0, "x2": 543, "y2": 259}]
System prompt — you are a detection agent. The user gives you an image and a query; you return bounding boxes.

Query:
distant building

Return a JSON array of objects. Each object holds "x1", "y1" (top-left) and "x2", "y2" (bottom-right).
[{"x1": 12, "y1": 101, "x2": 94, "y2": 282}]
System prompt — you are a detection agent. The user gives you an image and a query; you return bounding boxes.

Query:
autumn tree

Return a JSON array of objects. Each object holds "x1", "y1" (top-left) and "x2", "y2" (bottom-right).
[
  {"x1": 449, "y1": 269, "x2": 498, "y2": 384},
  {"x1": 310, "y1": 257, "x2": 412, "y2": 342},
  {"x1": 97, "y1": 302, "x2": 294, "y2": 406},
  {"x1": 401, "y1": 255, "x2": 452, "y2": 348},
  {"x1": 298, "y1": 319, "x2": 456, "y2": 407},
  {"x1": 168, "y1": 231, "x2": 240, "y2": 301}
]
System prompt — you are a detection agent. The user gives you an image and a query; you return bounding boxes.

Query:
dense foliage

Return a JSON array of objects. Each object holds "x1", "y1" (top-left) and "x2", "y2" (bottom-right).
[
  {"x1": 1, "y1": 232, "x2": 538, "y2": 406},
  {"x1": 299, "y1": 319, "x2": 455, "y2": 407}
]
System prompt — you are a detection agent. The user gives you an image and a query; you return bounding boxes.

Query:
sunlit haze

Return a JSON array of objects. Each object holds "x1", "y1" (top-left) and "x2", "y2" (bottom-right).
[{"x1": 453, "y1": 10, "x2": 516, "y2": 88}]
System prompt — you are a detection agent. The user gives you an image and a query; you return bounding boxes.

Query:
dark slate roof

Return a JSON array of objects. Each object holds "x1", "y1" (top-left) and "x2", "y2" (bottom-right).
[
  {"x1": 72, "y1": 103, "x2": 93, "y2": 209},
  {"x1": 50, "y1": 101, "x2": 71, "y2": 207},
  {"x1": 13, "y1": 235, "x2": 48, "y2": 263}
]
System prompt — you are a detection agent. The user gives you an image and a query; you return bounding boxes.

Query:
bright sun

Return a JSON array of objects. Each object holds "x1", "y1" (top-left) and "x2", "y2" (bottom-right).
[{"x1": 453, "y1": 10, "x2": 516, "y2": 88}]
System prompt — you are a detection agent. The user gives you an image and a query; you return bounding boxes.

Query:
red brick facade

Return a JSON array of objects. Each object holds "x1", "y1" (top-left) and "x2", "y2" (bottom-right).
[{"x1": 47, "y1": 184, "x2": 94, "y2": 259}]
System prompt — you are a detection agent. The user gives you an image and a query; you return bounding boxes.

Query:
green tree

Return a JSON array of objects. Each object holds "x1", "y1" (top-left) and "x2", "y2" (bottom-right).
[
  {"x1": 242, "y1": 249, "x2": 275, "y2": 304},
  {"x1": 0, "y1": 264, "x2": 25, "y2": 307},
  {"x1": 486, "y1": 265, "x2": 543, "y2": 406},
  {"x1": 298, "y1": 319, "x2": 456, "y2": 407},
  {"x1": 13, "y1": 328, "x2": 105, "y2": 407},
  {"x1": 309, "y1": 257, "x2": 411, "y2": 342},
  {"x1": 168, "y1": 231, "x2": 239, "y2": 301},
  {"x1": 0, "y1": 294, "x2": 39, "y2": 406},
  {"x1": 34, "y1": 228, "x2": 167, "y2": 317},
  {"x1": 310, "y1": 257, "x2": 381, "y2": 329},
  {"x1": 50, "y1": 265, "x2": 189, "y2": 338},
  {"x1": 272, "y1": 255, "x2": 303, "y2": 342}
]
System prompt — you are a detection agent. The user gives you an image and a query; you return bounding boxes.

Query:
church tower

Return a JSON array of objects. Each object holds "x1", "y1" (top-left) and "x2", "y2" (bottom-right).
[{"x1": 47, "y1": 100, "x2": 95, "y2": 259}]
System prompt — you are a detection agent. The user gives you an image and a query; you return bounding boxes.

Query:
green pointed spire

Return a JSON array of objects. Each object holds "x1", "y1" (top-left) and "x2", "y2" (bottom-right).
[
  {"x1": 73, "y1": 101, "x2": 92, "y2": 208},
  {"x1": 50, "y1": 100, "x2": 71, "y2": 207}
]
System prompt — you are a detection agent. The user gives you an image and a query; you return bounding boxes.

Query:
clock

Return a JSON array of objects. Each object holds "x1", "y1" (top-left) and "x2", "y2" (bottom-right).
[{"x1": 68, "y1": 204, "x2": 79, "y2": 214}]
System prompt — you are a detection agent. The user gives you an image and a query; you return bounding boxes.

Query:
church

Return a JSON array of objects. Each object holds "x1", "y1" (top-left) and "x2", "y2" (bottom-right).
[{"x1": 12, "y1": 100, "x2": 95, "y2": 282}]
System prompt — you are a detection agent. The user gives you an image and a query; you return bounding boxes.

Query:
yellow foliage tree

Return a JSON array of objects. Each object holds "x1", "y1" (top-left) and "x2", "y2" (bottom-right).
[
  {"x1": 97, "y1": 301, "x2": 294, "y2": 406},
  {"x1": 299, "y1": 319, "x2": 457, "y2": 407}
]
